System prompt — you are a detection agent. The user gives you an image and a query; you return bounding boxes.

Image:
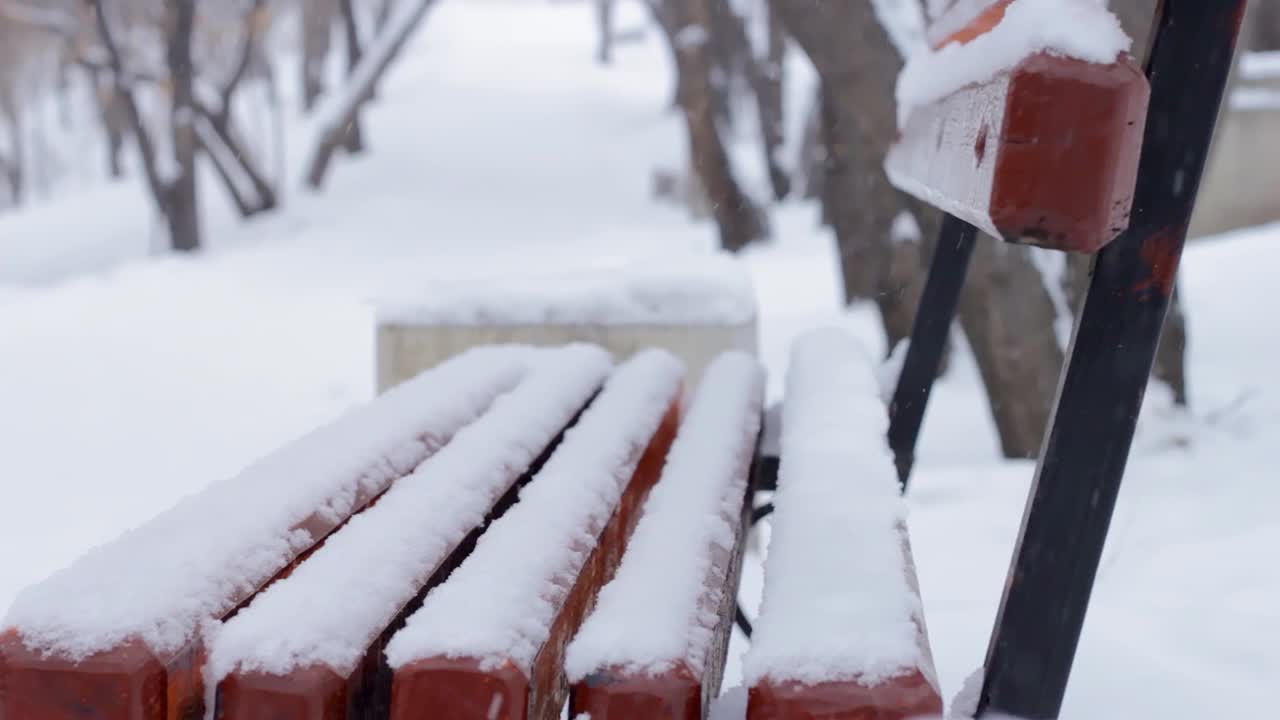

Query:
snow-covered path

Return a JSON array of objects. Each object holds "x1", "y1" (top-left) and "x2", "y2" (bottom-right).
[{"x1": 1, "y1": 2, "x2": 1276, "y2": 716}]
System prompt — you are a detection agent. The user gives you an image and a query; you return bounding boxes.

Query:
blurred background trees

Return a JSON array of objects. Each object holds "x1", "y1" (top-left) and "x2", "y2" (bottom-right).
[{"x1": 1, "y1": 0, "x2": 1277, "y2": 455}]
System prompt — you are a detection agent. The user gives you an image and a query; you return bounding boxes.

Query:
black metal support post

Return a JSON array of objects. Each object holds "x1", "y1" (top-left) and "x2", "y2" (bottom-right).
[
  {"x1": 977, "y1": 2, "x2": 1248, "y2": 718},
  {"x1": 888, "y1": 213, "x2": 978, "y2": 489}
]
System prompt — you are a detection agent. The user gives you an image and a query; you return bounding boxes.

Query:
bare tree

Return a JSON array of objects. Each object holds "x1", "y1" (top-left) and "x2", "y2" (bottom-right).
[
  {"x1": 336, "y1": 0, "x2": 366, "y2": 153},
  {"x1": 768, "y1": 0, "x2": 937, "y2": 343},
  {"x1": 1251, "y1": 0, "x2": 1280, "y2": 50},
  {"x1": 301, "y1": 0, "x2": 336, "y2": 111},
  {"x1": 304, "y1": 0, "x2": 438, "y2": 189},
  {"x1": 596, "y1": 0, "x2": 614, "y2": 64},
  {"x1": 708, "y1": 0, "x2": 790, "y2": 201},
  {"x1": 648, "y1": 0, "x2": 768, "y2": 252}
]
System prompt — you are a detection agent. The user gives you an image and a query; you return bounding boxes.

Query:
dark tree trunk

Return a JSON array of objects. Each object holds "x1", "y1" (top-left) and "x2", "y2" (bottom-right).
[
  {"x1": 167, "y1": 0, "x2": 201, "y2": 252},
  {"x1": 770, "y1": 0, "x2": 935, "y2": 348},
  {"x1": 958, "y1": 243, "x2": 1066, "y2": 458},
  {"x1": 93, "y1": 73, "x2": 127, "y2": 180},
  {"x1": 337, "y1": 0, "x2": 366, "y2": 153},
  {"x1": 0, "y1": 91, "x2": 23, "y2": 206},
  {"x1": 306, "y1": 0, "x2": 439, "y2": 189},
  {"x1": 1250, "y1": 0, "x2": 1280, "y2": 50},
  {"x1": 596, "y1": 0, "x2": 614, "y2": 64},
  {"x1": 711, "y1": 0, "x2": 790, "y2": 200},
  {"x1": 651, "y1": 0, "x2": 768, "y2": 253},
  {"x1": 302, "y1": 0, "x2": 336, "y2": 111}
]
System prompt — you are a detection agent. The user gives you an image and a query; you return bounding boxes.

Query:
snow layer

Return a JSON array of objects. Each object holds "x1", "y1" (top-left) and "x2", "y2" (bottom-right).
[
  {"x1": 565, "y1": 352, "x2": 764, "y2": 681},
  {"x1": 742, "y1": 328, "x2": 922, "y2": 687},
  {"x1": 375, "y1": 254, "x2": 757, "y2": 327},
  {"x1": 385, "y1": 349, "x2": 686, "y2": 673},
  {"x1": 208, "y1": 345, "x2": 612, "y2": 679},
  {"x1": 897, "y1": 0, "x2": 1131, "y2": 126},
  {"x1": 3, "y1": 346, "x2": 530, "y2": 660}
]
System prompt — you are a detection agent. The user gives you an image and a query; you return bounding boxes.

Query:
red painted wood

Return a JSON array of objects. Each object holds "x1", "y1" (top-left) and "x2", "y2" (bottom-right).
[
  {"x1": 389, "y1": 403, "x2": 680, "y2": 720},
  {"x1": 887, "y1": 51, "x2": 1149, "y2": 253},
  {"x1": 571, "y1": 667, "x2": 701, "y2": 720},
  {"x1": 745, "y1": 535, "x2": 943, "y2": 720},
  {"x1": 0, "y1": 632, "x2": 203, "y2": 720},
  {"x1": 0, "y1": 448, "x2": 402, "y2": 720},
  {"x1": 567, "y1": 413, "x2": 755, "y2": 720}
]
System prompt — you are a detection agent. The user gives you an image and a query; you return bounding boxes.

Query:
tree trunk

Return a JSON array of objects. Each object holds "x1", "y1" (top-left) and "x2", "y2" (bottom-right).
[
  {"x1": 337, "y1": 0, "x2": 366, "y2": 153},
  {"x1": 1250, "y1": 0, "x2": 1280, "y2": 50},
  {"x1": 770, "y1": 0, "x2": 934, "y2": 348},
  {"x1": 958, "y1": 243, "x2": 1066, "y2": 458},
  {"x1": 652, "y1": 0, "x2": 768, "y2": 253},
  {"x1": 713, "y1": 0, "x2": 790, "y2": 200},
  {"x1": 167, "y1": 0, "x2": 201, "y2": 252},
  {"x1": 305, "y1": 0, "x2": 439, "y2": 189},
  {"x1": 596, "y1": 0, "x2": 614, "y2": 64},
  {"x1": 302, "y1": 0, "x2": 336, "y2": 111},
  {"x1": 0, "y1": 91, "x2": 23, "y2": 206},
  {"x1": 96, "y1": 75, "x2": 126, "y2": 179}
]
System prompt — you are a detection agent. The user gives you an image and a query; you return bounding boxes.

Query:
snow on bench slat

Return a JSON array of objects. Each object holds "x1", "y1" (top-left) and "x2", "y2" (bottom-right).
[
  {"x1": 897, "y1": 0, "x2": 1131, "y2": 126},
  {"x1": 386, "y1": 349, "x2": 685, "y2": 720},
  {"x1": 2, "y1": 345, "x2": 531, "y2": 662},
  {"x1": 742, "y1": 328, "x2": 942, "y2": 718},
  {"x1": 564, "y1": 352, "x2": 764, "y2": 719},
  {"x1": 208, "y1": 344, "x2": 612, "y2": 696}
]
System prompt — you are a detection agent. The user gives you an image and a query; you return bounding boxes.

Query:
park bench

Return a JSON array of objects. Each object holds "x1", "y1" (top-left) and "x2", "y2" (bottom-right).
[{"x1": 0, "y1": 3, "x2": 1245, "y2": 720}]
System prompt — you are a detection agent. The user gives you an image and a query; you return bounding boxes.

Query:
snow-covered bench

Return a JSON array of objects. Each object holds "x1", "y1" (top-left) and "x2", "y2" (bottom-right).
[
  {"x1": 886, "y1": 0, "x2": 1150, "y2": 253},
  {"x1": 0, "y1": 346, "x2": 533, "y2": 720},
  {"x1": 384, "y1": 350, "x2": 684, "y2": 720},
  {"x1": 208, "y1": 345, "x2": 612, "y2": 720},
  {"x1": 743, "y1": 330, "x2": 943, "y2": 719},
  {"x1": 565, "y1": 352, "x2": 765, "y2": 720}
]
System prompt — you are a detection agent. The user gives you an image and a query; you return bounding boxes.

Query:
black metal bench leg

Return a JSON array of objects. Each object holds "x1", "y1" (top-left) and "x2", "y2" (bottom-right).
[
  {"x1": 977, "y1": 2, "x2": 1248, "y2": 718},
  {"x1": 888, "y1": 213, "x2": 978, "y2": 489}
]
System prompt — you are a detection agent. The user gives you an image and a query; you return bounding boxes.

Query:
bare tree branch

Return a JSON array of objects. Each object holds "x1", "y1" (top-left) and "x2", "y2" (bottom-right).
[
  {"x1": 85, "y1": 0, "x2": 170, "y2": 214},
  {"x1": 304, "y1": 0, "x2": 439, "y2": 189}
]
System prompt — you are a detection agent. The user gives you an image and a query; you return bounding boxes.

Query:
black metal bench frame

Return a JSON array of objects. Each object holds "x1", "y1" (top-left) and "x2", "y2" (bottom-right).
[{"x1": 739, "y1": 2, "x2": 1249, "y2": 718}]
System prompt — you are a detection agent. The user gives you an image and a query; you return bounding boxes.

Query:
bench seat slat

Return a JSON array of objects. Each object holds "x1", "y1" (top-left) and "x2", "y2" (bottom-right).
[
  {"x1": 386, "y1": 350, "x2": 685, "y2": 720},
  {"x1": 743, "y1": 329, "x2": 943, "y2": 719},
  {"x1": 209, "y1": 345, "x2": 613, "y2": 720},
  {"x1": 565, "y1": 352, "x2": 765, "y2": 720},
  {"x1": 0, "y1": 346, "x2": 532, "y2": 720}
]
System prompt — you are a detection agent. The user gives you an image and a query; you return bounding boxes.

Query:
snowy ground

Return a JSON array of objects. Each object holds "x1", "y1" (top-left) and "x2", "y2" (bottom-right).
[{"x1": 1, "y1": 1, "x2": 1276, "y2": 717}]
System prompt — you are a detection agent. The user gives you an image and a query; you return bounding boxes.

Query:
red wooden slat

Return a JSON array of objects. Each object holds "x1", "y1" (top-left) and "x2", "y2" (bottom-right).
[
  {"x1": 389, "y1": 402, "x2": 680, "y2": 720},
  {"x1": 746, "y1": 535, "x2": 944, "y2": 720}
]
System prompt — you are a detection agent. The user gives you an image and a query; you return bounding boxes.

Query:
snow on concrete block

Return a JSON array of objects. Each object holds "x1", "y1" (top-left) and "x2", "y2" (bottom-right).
[
  {"x1": 210, "y1": 345, "x2": 612, "y2": 720},
  {"x1": 742, "y1": 329, "x2": 943, "y2": 720},
  {"x1": 887, "y1": 0, "x2": 1149, "y2": 253},
  {"x1": 374, "y1": 254, "x2": 757, "y2": 402},
  {"x1": 385, "y1": 350, "x2": 686, "y2": 720},
  {"x1": 564, "y1": 352, "x2": 765, "y2": 720},
  {"x1": 0, "y1": 346, "x2": 533, "y2": 720}
]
